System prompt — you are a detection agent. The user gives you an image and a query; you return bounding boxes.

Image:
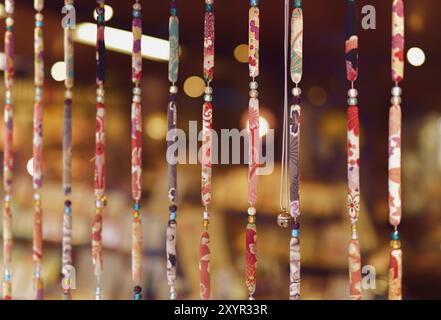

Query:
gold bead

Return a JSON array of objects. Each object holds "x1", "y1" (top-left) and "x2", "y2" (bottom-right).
[
  {"x1": 133, "y1": 211, "x2": 140, "y2": 218},
  {"x1": 390, "y1": 240, "x2": 401, "y2": 249},
  {"x1": 203, "y1": 219, "x2": 209, "y2": 228},
  {"x1": 248, "y1": 215, "x2": 256, "y2": 224}
]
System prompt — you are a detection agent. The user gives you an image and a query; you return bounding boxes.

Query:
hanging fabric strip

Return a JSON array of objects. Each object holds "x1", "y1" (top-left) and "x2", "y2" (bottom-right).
[
  {"x1": 288, "y1": 0, "x2": 302, "y2": 300},
  {"x1": 131, "y1": 0, "x2": 143, "y2": 301},
  {"x1": 33, "y1": 0, "x2": 45, "y2": 301},
  {"x1": 2, "y1": 0, "x2": 15, "y2": 301},
  {"x1": 200, "y1": 0, "x2": 214, "y2": 300},
  {"x1": 246, "y1": 0, "x2": 260, "y2": 300},
  {"x1": 345, "y1": 0, "x2": 362, "y2": 300},
  {"x1": 167, "y1": 0, "x2": 179, "y2": 300},
  {"x1": 92, "y1": 0, "x2": 106, "y2": 300},
  {"x1": 61, "y1": 0, "x2": 74, "y2": 300},
  {"x1": 388, "y1": 0, "x2": 404, "y2": 300}
]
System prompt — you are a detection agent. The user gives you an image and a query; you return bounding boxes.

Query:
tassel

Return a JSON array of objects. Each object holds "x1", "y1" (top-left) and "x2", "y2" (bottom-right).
[
  {"x1": 388, "y1": 248, "x2": 402, "y2": 299},
  {"x1": 246, "y1": 223, "x2": 257, "y2": 299},
  {"x1": 132, "y1": 216, "x2": 143, "y2": 287},
  {"x1": 348, "y1": 239, "x2": 362, "y2": 300},
  {"x1": 289, "y1": 236, "x2": 300, "y2": 300},
  {"x1": 166, "y1": 220, "x2": 177, "y2": 300},
  {"x1": 199, "y1": 230, "x2": 211, "y2": 300}
]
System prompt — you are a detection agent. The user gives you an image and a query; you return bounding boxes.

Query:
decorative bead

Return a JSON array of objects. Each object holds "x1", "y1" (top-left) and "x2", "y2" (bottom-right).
[
  {"x1": 291, "y1": 228, "x2": 300, "y2": 238},
  {"x1": 205, "y1": 0, "x2": 214, "y2": 4},
  {"x1": 250, "y1": 0, "x2": 259, "y2": 7},
  {"x1": 64, "y1": 207, "x2": 72, "y2": 214},
  {"x1": 96, "y1": 87, "x2": 105, "y2": 97},
  {"x1": 169, "y1": 85, "x2": 178, "y2": 94},
  {"x1": 248, "y1": 215, "x2": 256, "y2": 224},
  {"x1": 170, "y1": 292, "x2": 177, "y2": 300},
  {"x1": 203, "y1": 211, "x2": 209, "y2": 220},
  {"x1": 391, "y1": 96, "x2": 401, "y2": 106},
  {"x1": 95, "y1": 200, "x2": 103, "y2": 208},
  {"x1": 5, "y1": 194, "x2": 12, "y2": 202},
  {"x1": 65, "y1": 200, "x2": 72, "y2": 207},
  {"x1": 390, "y1": 239, "x2": 401, "y2": 249},
  {"x1": 292, "y1": 87, "x2": 302, "y2": 97},
  {"x1": 203, "y1": 219, "x2": 209, "y2": 228},
  {"x1": 34, "y1": 193, "x2": 41, "y2": 201},
  {"x1": 247, "y1": 207, "x2": 256, "y2": 216},
  {"x1": 65, "y1": 90, "x2": 73, "y2": 99},
  {"x1": 277, "y1": 212, "x2": 292, "y2": 228},
  {"x1": 347, "y1": 97, "x2": 358, "y2": 106},
  {"x1": 133, "y1": 10, "x2": 141, "y2": 18},
  {"x1": 169, "y1": 205, "x2": 177, "y2": 212},
  {"x1": 6, "y1": 17, "x2": 14, "y2": 27},
  {"x1": 205, "y1": 4, "x2": 213, "y2": 12},
  {"x1": 249, "y1": 90, "x2": 258, "y2": 98},
  {"x1": 249, "y1": 81, "x2": 258, "y2": 90},
  {"x1": 204, "y1": 86, "x2": 213, "y2": 95},
  {"x1": 133, "y1": 95, "x2": 141, "y2": 103},
  {"x1": 292, "y1": 221, "x2": 300, "y2": 230},
  {"x1": 204, "y1": 94, "x2": 213, "y2": 102},
  {"x1": 170, "y1": 8, "x2": 177, "y2": 16},
  {"x1": 96, "y1": 95, "x2": 104, "y2": 104},
  {"x1": 35, "y1": 13, "x2": 44, "y2": 21},
  {"x1": 133, "y1": 202, "x2": 141, "y2": 211},
  {"x1": 133, "y1": 87, "x2": 142, "y2": 96},
  {"x1": 133, "y1": 3, "x2": 142, "y2": 11},
  {"x1": 391, "y1": 230, "x2": 400, "y2": 240},
  {"x1": 348, "y1": 88, "x2": 358, "y2": 98},
  {"x1": 170, "y1": 211, "x2": 177, "y2": 221},
  {"x1": 294, "y1": 0, "x2": 302, "y2": 8},
  {"x1": 391, "y1": 86, "x2": 402, "y2": 97}
]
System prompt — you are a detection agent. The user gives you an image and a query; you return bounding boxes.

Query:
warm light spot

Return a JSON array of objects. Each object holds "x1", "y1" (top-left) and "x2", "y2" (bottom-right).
[
  {"x1": 27, "y1": 158, "x2": 34, "y2": 177},
  {"x1": 308, "y1": 86, "x2": 327, "y2": 106},
  {"x1": 0, "y1": 4, "x2": 5, "y2": 19},
  {"x1": 409, "y1": 13, "x2": 424, "y2": 33},
  {"x1": 145, "y1": 113, "x2": 168, "y2": 140},
  {"x1": 93, "y1": 5, "x2": 114, "y2": 22},
  {"x1": 51, "y1": 61, "x2": 67, "y2": 82},
  {"x1": 407, "y1": 47, "x2": 425, "y2": 67},
  {"x1": 183, "y1": 76, "x2": 206, "y2": 98},
  {"x1": 234, "y1": 44, "x2": 248, "y2": 63}
]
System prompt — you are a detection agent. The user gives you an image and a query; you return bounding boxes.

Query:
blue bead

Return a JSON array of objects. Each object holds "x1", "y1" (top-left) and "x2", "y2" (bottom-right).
[
  {"x1": 291, "y1": 229, "x2": 300, "y2": 238},
  {"x1": 36, "y1": 21, "x2": 44, "y2": 27},
  {"x1": 134, "y1": 293, "x2": 142, "y2": 300},
  {"x1": 391, "y1": 231, "x2": 400, "y2": 240},
  {"x1": 97, "y1": 15, "x2": 104, "y2": 23},
  {"x1": 133, "y1": 203, "x2": 141, "y2": 211},
  {"x1": 250, "y1": 0, "x2": 259, "y2": 6},
  {"x1": 64, "y1": 206, "x2": 72, "y2": 215},
  {"x1": 5, "y1": 98, "x2": 11, "y2": 105},
  {"x1": 294, "y1": 0, "x2": 302, "y2": 8},
  {"x1": 133, "y1": 10, "x2": 141, "y2": 18},
  {"x1": 206, "y1": 4, "x2": 213, "y2": 12},
  {"x1": 170, "y1": 8, "x2": 177, "y2": 16},
  {"x1": 4, "y1": 274, "x2": 11, "y2": 281},
  {"x1": 170, "y1": 212, "x2": 177, "y2": 221}
]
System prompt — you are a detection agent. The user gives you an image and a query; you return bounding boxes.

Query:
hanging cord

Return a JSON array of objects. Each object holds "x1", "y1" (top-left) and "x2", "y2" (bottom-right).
[{"x1": 279, "y1": 0, "x2": 290, "y2": 211}]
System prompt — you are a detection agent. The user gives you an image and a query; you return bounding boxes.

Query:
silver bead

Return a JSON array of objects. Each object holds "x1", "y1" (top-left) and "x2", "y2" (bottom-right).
[
  {"x1": 205, "y1": 0, "x2": 214, "y2": 4},
  {"x1": 204, "y1": 86, "x2": 213, "y2": 95},
  {"x1": 133, "y1": 3, "x2": 141, "y2": 10},
  {"x1": 348, "y1": 88, "x2": 358, "y2": 98},
  {"x1": 133, "y1": 95, "x2": 141, "y2": 103},
  {"x1": 5, "y1": 90, "x2": 12, "y2": 100},
  {"x1": 292, "y1": 87, "x2": 302, "y2": 97},
  {"x1": 347, "y1": 97, "x2": 358, "y2": 106},
  {"x1": 170, "y1": 292, "x2": 177, "y2": 300},
  {"x1": 203, "y1": 211, "x2": 209, "y2": 220},
  {"x1": 6, "y1": 17, "x2": 14, "y2": 27},
  {"x1": 249, "y1": 81, "x2": 258, "y2": 90},
  {"x1": 391, "y1": 86, "x2": 402, "y2": 97},
  {"x1": 34, "y1": 193, "x2": 41, "y2": 201},
  {"x1": 4, "y1": 194, "x2": 12, "y2": 202},
  {"x1": 96, "y1": 95, "x2": 104, "y2": 104},
  {"x1": 96, "y1": 88, "x2": 105, "y2": 97},
  {"x1": 65, "y1": 90, "x2": 73, "y2": 99},
  {"x1": 247, "y1": 207, "x2": 256, "y2": 216},
  {"x1": 169, "y1": 85, "x2": 178, "y2": 94},
  {"x1": 204, "y1": 94, "x2": 212, "y2": 102},
  {"x1": 249, "y1": 90, "x2": 258, "y2": 98},
  {"x1": 133, "y1": 87, "x2": 141, "y2": 96},
  {"x1": 391, "y1": 96, "x2": 401, "y2": 106}
]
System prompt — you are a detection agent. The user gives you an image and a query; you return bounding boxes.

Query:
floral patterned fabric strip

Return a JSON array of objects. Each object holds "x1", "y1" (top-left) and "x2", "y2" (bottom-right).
[
  {"x1": 388, "y1": 0, "x2": 404, "y2": 300},
  {"x1": 203, "y1": 10, "x2": 214, "y2": 82},
  {"x1": 346, "y1": 0, "x2": 362, "y2": 300},
  {"x1": 290, "y1": 7, "x2": 303, "y2": 85},
  {"x1": 62, "y1": 0, "x2": 74, "y2": 300},
  {"x1": 2, "y1": 0, "x2": 14, "y2": 301},
  {"x1": 289, "y1": 236, "x2": 300, "y2": 300},
  {"x1": 167, "y1": 0, "x2": 179, "y2": 300},
  {"x1": 199, "y1": 230, "x2": 211, "y2": 300},
  {"x1": 92, "y1": 0, "x2": 106, "y2": 300},
  {"x1": 248, "y1": 6, "x2": 259, "y2": 78}
]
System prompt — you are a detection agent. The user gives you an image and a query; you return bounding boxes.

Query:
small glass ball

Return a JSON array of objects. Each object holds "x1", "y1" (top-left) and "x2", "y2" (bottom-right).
[
  {"x1": 169, "y1": 85, "x2": 178, "y2": 94},
  {"x1": 292, "y1": 87, "x2": 302, "y2": 97},
  {"x1": 347, "y1": 97, "x2": 358, "y2": 106},
  {"x1": 247, "y1": 207, "x2": 256, "y2": 216},
  {"x1": 203, "y1": 211, "x2": 209, "y2": 220},
  {"x1": 204, "y1": 94, "x2": 213, "y2": 102},
  {"x1": 391, "y1": 86, "x2": 402, "y2": 97},
  {"x1": 391, "y1": 96, "x2": 401, "y2": 106},
  {"x1": 205, "y1": 0, "x2": 214, "y2": 4},
  {"x1": 35, "y1": 13, "x2": 44, "y2": 21},
  {"x1": 277, "y1": 212, "x2": 292, "y2": 228},
  {"x1": 133, "y1": 3, "x2": 142, "y2": 10},
  {"x1": 96, "y1": 95, "x2": 104, "y2": 104},
  {"x1": 133, "y1": 87, "x2": 142, "y2": 96},
  {"x1": 65, "y1": 90, "x2": 73, "y2": 99},
  {"x1": 5, "y1": 90, "x2": 12, "y2": 99},
  {"x1": 133, "y1": 95, "x2": 141, "y2": 103},
  {"x1": 205, "y1": 86, "x2": 213, "y2": 95},
  {"x1": 96, "y1": 88, "x2": 105, "y2": 97},
  {"x1": 348, "y1": 88, "x2": 358, "y2": 98},
  {"x1": 249, "y1": 90, "x2": 258, "y2": 98},
  {"x1": 249, "y1": 81, "x2": 258, "y2": 90},
  {"x1": 6, "y1": 17, "x2": 14, "y2": 27}
]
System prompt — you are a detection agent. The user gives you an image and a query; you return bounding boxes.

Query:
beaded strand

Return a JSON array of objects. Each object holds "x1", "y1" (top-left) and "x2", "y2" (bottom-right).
[
  {"x1": 2, "y1": 0, "x2": 15, "y2": 301},
  {"x1": 92, "y1": 0, "x2": 106, "y2": 300},
  {"x1": 61, "y1": 0, "x2": 75, "y2": 300},
  {"x1": 388, "y1": 0, "x2": 404, "y2": 300},
  {"x1": 33, "y1": 0, "x2": 45, "y2": 300},
  {"x1": 345, "y1": 0, "x2": 362, "y2": 300},
  {"x1": 246, "y1": 0, "x2": 260, "y2": 301},
  {"x1": 200, "y1": 0, "x2": 215, "y2": 300},
  {"x1": 131, "y1": 0, "x2": 143, "y2": 301},
  {"x1": 166, "y1": 0, "x2": 179, "y2": 301}
]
